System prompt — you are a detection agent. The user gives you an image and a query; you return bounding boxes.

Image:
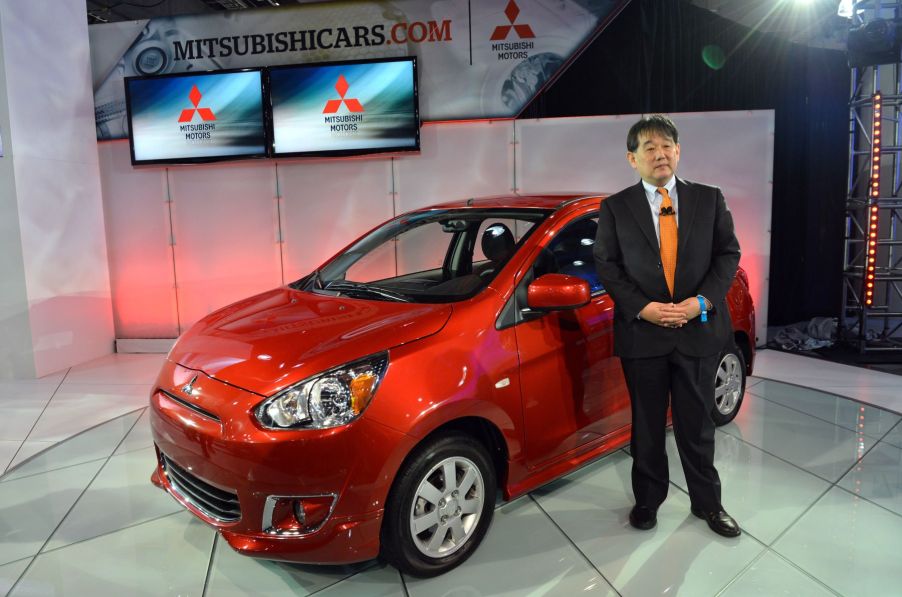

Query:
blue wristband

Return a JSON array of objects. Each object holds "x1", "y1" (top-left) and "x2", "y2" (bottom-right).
[{"x1": 697, "y1": 295, "x2": 708, "y2": 323}]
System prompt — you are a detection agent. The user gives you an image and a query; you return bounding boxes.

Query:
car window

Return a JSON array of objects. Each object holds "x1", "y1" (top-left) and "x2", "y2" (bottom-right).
[
  {"x1": 308, "y1": 209, "x2": 550, "y2": 303},
  {"x1": 533, "y1": 216, "x2": 604, "y2": 293},
  {"x1": 346, "y1": 220, "x2": 447, "y2": 282}
]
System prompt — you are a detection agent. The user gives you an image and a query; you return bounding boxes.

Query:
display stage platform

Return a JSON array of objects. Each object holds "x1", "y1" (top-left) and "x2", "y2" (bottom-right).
[{"x1": 1, "y1": 352, "x2": 901, "y2": 595}]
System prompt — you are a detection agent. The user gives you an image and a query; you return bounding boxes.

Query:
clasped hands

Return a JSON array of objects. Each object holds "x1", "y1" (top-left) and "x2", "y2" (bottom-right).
[{"x1": 639, "y1": 299, "x2": 702, "y2": 328}]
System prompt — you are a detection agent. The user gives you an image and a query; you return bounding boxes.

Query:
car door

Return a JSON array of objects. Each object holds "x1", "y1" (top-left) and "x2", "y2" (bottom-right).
[{"x1": 511, "y1": 214, "x2": 630, "y2": 469}]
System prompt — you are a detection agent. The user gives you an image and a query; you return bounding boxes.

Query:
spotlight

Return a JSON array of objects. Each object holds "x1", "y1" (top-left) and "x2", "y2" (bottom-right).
[
  {"x1": 847, "y1": 19, "x2": 901, "y2": 67},
  {"x1": 838, "y1": 0, "x2": 854, "y2": 18}
]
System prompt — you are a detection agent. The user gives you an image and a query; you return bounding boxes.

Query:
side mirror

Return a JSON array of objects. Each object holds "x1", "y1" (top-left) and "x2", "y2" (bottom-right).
[{"x1": 527, "y1": 274, "x2": 590, "y2": 311}]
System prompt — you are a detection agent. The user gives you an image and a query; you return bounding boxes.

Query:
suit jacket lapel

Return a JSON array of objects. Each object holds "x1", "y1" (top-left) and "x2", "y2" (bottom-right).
[
  {"x1": 624, "y1": 181, "x2": 659, "y2": 253},
  {"x1": 676, "y1": 178, "x2": 697, "y2": 256}
]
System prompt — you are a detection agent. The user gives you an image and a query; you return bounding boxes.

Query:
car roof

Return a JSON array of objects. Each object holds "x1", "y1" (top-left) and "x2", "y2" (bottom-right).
[{"x1": 420, "y1": 193, "x2": 605, "y2": 211}]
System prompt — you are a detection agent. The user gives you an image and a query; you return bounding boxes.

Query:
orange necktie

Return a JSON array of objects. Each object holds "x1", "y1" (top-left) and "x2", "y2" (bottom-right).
[{"x1": 658, "y1": 187, "x2": 678, "y2": 296}]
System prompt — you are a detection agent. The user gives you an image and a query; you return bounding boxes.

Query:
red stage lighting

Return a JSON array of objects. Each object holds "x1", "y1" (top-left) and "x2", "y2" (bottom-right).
[{"x1": 864, "y1": 94, "x2": 881, "y2": 307}]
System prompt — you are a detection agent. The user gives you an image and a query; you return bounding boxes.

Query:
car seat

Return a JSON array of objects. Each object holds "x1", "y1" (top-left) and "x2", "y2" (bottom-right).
[{"x1": 480, "y1": 223, "x2": 515, "y2": 275}]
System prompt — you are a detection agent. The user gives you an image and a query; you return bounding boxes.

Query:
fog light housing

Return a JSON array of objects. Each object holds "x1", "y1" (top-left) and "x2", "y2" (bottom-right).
[{"x1": 262, "y1": 494, "x2": 336, "y2": 536}]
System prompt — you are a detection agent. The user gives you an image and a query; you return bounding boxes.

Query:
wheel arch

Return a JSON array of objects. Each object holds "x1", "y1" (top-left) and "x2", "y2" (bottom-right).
[
  {"x1": 733, "y1": 330, "x2": 753, "y2": 375},
  {"x1": 390, "y1": 416, "x2": 510, "y2": 498},
  {"x1": 378, "y1": 415, "x2": 505, "y2": 576}
]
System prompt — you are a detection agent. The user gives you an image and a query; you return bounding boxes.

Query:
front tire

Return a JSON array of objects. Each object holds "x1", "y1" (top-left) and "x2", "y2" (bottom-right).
[
  {"x1": 712, "y1": 343, "x2": 746, "y2": 426},
  {"x1": 381, "y1": 433, "x2": 496, "y2": 577}
]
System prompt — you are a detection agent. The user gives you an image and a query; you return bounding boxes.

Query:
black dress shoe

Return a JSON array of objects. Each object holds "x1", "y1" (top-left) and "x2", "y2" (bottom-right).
[
  {"x1": 629, "y1": 505, "x2": 657, "y2": 530},
  {"x1": 691, "y1": 507, "x2": 741, "y2": 537}
]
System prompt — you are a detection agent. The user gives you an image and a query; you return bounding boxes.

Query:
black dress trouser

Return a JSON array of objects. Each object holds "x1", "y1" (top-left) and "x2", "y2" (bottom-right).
[{"x1": 621, "y1": 350, "x2": 722, "y2": 512}]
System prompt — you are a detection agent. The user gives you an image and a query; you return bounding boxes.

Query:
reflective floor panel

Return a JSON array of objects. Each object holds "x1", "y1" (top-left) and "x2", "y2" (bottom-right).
[
  {"x1": 0, "y1": 351, "x2": 901, "y2": 595},
  {"x1": 773, "y1": 486, "x2": 902, "y2": 597},
  {"x1": 719, "y1": 551, "x2": 835, "y2": 597}
]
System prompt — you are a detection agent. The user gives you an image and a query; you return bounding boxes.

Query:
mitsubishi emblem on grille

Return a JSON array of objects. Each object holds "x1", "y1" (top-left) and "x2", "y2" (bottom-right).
[{"x1": 181, "y1": 375, "x2": 199, "y2": 396}]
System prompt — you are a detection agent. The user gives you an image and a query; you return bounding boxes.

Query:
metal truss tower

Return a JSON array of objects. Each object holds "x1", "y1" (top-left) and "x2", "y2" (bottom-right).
[{"x1": 841, "y1": 1, "x2": 902, "y2": 353}]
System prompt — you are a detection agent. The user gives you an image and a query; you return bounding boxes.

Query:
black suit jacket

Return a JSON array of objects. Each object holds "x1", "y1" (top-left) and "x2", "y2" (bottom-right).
[{"x1": 593, "y1": 178, "x2": 741, "y2": 359}]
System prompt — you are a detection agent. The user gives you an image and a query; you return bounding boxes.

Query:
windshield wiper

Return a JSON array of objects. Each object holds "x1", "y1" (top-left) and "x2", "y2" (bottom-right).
[
  {"x1": 324, "y1": 281, "x2": 411, "y2": 302},
  {"x1": 311, "y1": 270, "x2": 324, "y2": 290},
  {"x1": 292, "y1": 270, "x2": 324, "y2": 291}
]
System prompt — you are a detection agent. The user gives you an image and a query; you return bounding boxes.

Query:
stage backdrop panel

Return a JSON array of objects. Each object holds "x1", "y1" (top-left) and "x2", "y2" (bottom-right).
[
  {"x1": 516, "y1": 111, "x2": 773, "y2": 345},
  {"x1": 277, "y1": 158, "x2": 395, "y2": 282},
  {"x1": 515, "y1": 114, "x2": 637, "y2": 195},
  {"x1": 167, "y1": 161, "x2": 282, "y2": 332},
  {"x1": 394, "y1": 120, "x2": 515, "y2": 213},
  {"x1": 98, "y1": 141, "x2": 179, "y2": 337},
  {"x1": 88, "y1": 1, "x2": 627, "y2": 139},
  {"x1": 674, "y1": 111, "x2": 774, "y2": 348},
  {"x1": 100, "y1": 111, "x2": 771, "y2": 346}
]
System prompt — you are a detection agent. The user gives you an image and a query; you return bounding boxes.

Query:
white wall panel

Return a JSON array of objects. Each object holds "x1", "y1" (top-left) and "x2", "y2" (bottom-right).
[
  {"x1": 0, "y1": 0, "x2": 114, "y2": 377},
  {"x1": 277, "y1": 158, "x2": 394, "y2": 281},
  {"x1": 168, "y1": 161, "x2": 281, "y2": 332},
  {"x1": 0, "y1": 18, "x2": 35, "y2": 378},
  {"x1": 671, "y1": 111, "x2": 774, "y2": 346},
  {"x1": 516, "y1": 115, "x2": 636, "y2": 195},
  {"x1": 98, "y1": 141, "x2": 178, "y2": 338},
  {"x1": 517, "y1": 112, "x2": 773, "y2": 345},
  {"x1": 2, "y1": 6, "x2": 98, "y2": 167},
  {"x1": 14, "y1": 154, "x2": 115, "y2": 376},
  {"x1": 394, "y1": 120, "x2": 514, "y2": 213}
]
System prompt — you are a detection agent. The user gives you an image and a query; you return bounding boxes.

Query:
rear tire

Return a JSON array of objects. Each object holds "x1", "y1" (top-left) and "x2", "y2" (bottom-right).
[
  {"x1": 381, "y1": 433, "x2": 496, "y2": 578},
  {"x1": 712, "y1": 343, "x2": 746, "y2": 426}
]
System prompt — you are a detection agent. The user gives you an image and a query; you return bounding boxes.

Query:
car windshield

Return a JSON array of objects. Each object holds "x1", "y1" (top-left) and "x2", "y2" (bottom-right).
[{"x1": 295, "y1": 208, "x2": 550, "y2": 303}]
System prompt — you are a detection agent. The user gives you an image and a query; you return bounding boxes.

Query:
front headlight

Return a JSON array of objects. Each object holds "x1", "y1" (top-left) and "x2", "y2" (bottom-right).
[{"x1": 254, "y1": 353, "x2": 388, "y2": 430}]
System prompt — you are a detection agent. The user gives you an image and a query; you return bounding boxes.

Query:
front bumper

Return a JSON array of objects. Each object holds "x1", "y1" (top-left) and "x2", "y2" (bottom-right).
[
  {"x1": 150, "y1": 465, "x2": 384, "y2": 563},
  {"x1": 149, "y1": 361, "x2": 415, "y2": 564}
]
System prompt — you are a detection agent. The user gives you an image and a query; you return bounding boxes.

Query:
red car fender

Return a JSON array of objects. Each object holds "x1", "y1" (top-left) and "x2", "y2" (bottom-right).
[{"x1": 364, "y1": 309, "x2": 524, "y2": 469}]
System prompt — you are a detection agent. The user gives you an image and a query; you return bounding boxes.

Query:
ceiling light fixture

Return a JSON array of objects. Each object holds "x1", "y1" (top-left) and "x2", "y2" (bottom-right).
[{"x1": 838, "y1": 0, "x2": 855, "y2": 18}]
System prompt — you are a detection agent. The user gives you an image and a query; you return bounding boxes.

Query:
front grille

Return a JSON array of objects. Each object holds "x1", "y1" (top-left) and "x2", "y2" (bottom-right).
[{"x1": 161, "y1": 454, "x2": 240, "y2": 523}]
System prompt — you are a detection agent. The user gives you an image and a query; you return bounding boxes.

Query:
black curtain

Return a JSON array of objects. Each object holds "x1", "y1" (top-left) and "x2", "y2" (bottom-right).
[{"x1": 522, "y1": 0, "x2": 850, "y2": 326}]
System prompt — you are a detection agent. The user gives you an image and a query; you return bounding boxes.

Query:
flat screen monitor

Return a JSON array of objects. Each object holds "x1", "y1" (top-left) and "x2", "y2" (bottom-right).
[
  {"x1": 125, "y1": 69, "x2": 267, "y2": 165},
  {"x1": 268, "y1": 57, "x2": 419, "y2": 158}
]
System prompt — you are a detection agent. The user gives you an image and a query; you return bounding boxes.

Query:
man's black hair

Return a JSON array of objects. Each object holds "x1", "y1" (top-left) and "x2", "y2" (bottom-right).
[{"x1": 626, "y1": 114, "x2": 679, "y2": 152}]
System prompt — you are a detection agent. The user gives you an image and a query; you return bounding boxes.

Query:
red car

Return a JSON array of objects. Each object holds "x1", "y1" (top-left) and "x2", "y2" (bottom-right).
[{"x1": 150, "y1": 194, "x2": 755, "y2": 577}]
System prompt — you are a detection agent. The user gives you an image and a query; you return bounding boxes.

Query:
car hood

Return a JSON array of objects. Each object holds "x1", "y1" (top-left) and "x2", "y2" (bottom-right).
[{"x1": 169, "y1": 287, "x2": 452, "y2": 397}]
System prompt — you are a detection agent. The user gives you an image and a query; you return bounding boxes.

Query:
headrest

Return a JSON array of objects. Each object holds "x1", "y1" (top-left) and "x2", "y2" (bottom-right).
[
  {"x1": 481, "y1": 223, "x2": 515, "y2": 263},
  {"x1": 556, "y1": 219, "x2": 597, "y2": 251}
]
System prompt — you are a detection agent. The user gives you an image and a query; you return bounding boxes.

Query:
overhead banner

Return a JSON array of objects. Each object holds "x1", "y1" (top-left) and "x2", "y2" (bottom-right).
[{"x1": 90, "y1": 0, "x2": 624, "y2": 140}]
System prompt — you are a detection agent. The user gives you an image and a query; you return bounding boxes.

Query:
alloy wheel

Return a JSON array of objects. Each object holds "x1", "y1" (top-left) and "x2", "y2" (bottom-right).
[
  {"x1": 715, "y1": 352, "x2": 743, "y2": 415},
  {"x1": 409, "y1": 456, "x2": 485, "y2": 558}
]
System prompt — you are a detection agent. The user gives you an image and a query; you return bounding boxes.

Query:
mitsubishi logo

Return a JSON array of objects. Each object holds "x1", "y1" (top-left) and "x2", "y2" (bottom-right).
[
  {"x1": 490, "y1": 0, "x2": 535, "y2": 41},
  {"x1": 181, "y1": 375, "x2": 199, "y2": 396},
  {"x1": 178, "y1": 85, "x2": 216, "y2": 123},
  {"x1": 323, "y1": 75, "x2": 364, "y2": 114}
]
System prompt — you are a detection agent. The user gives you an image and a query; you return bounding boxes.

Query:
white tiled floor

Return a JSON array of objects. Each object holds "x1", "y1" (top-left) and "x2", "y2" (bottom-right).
[
  {"x1": 0, "y1": 349, "x2": 900, "y2": 595},
  {"x1": 751, "y1": 350, "x2": 902, "y2": 413},
  {"x1": 0, "y1": 353, "x2": 164, "y2": 473}
]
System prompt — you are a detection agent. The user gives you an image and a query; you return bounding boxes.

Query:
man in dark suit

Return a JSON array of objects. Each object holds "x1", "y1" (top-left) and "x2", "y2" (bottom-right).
[{"x1": 593, "y1": 114, "x2": 741, "y2": 537}]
